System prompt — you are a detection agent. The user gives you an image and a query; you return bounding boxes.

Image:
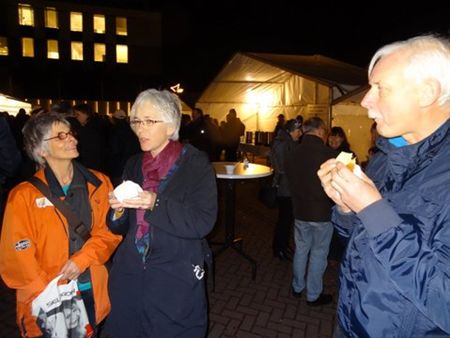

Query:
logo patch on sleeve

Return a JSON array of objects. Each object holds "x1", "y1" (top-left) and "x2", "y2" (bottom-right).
[
  {"x1": 15, "y1": 239, "x2": 31, "y2": 251},
  {"x1": 35, "y1": 197, "x2": 54, "y2": 208}
]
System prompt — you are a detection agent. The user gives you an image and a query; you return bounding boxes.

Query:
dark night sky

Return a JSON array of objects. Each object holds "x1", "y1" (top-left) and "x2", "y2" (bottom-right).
[
  {"x1": 159, "y1": 1, "x2": 449, "y2": 96},
  {"x1": 78, "y1": 0, "x2": 450, "y2": 96}
]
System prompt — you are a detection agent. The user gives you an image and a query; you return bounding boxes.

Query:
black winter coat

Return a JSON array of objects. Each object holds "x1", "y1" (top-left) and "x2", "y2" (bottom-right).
[
  {"x1": 105, "y1": 144, "x2": 218, "y2": 338},
  {"x1": 285, "y1": 134, "x2": 337, "y2": 221}
]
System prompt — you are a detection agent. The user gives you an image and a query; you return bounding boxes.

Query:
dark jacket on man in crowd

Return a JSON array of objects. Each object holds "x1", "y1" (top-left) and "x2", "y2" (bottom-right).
[
  {"x1": 285, "y1": 134, "x2": 337, "y2": 221},
  {"x1": 0, "y1": 116, "x2": 21, "y2": 219}
]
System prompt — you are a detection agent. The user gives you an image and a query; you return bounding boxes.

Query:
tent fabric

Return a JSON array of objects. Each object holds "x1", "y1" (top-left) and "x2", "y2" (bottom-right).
[
  {"x1": 196, "y1": 52, "x2": 366, "y2": 133},
  {"x1": 0, "y1": 93, "x2": 31, "y2": 116}
]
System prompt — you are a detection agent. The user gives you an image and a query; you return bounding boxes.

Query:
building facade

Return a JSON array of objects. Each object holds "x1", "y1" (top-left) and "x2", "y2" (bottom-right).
[{"x1": 0, "y1": 0, "x2": 162, "y2": 114}]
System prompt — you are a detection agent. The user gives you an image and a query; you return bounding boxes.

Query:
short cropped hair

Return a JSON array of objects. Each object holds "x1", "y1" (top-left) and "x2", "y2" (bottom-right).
[
  {"x1": 302, "y1": 116, "x2": 326, "y2": 134},
  {"x1": 22, "y1": 111, "x2": 71, "y2": 166},
  {"x1": 130, "y1": 89, "x2": 182, "y2": 140},
  {"x1": 368, "y1": 34, "x2": 450, "y2": 106}
]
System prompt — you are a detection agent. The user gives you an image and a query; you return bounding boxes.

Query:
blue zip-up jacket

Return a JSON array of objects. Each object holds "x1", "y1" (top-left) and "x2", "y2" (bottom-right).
[{"x1": 333, "y1": 120, "x2": 450, "y2": 338}]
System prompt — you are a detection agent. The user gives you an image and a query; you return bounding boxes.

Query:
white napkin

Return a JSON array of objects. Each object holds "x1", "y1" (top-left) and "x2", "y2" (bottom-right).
[{"x1": 113, "y1": 180, "x2": 143, "y2": 202}]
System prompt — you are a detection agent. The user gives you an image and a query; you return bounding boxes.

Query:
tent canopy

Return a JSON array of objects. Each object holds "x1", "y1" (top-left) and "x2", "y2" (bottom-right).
[
  {"x1": 196, "y1": 52, "x2": 367, "y2": 132},
  {"x1": 0, "y1": 93, "x2": 31, "y2": 116}
]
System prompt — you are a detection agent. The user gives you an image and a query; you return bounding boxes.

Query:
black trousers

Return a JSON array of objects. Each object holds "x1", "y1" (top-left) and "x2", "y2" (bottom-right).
[{"x1": 273, "y1": 196, "x2": 294, "y2": 252}]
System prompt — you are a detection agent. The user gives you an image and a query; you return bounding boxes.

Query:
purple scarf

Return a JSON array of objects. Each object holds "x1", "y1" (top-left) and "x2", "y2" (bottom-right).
[{"x1": 135, "y1": 141, "x2": 183, "y2": 241}]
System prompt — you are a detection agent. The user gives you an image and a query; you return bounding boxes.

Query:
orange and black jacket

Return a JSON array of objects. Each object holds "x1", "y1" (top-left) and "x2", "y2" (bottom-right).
[{"x1": 0, "y1": 163, "x2": 122, "y2": 337}]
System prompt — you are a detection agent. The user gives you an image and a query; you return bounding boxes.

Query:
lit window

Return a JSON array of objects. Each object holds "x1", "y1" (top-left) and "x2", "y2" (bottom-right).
[
  {"x1": 71, "y1": 42, "x2": 83, "y2": 60},
  {"x1": 93, "y1": 14, "x2": 105, "y2": 34},
  {"x1": 18, "y1": 4, "x2": 34, "y2": 26},
  {"x1": 94, "y1": 43, "x2": 106, "y2": 62},
  {"x1": 70, "y1": 12, "x2": 83, "y2": 32},
  {"x1": 116, "y1": 17, "x2": 127, "y2": 36},
  {"x1": 116, "y1": 45, "x2": 128, "y2": 63},
  {"x1": 0, "y1": 37, "x2": 8, "y2": 56},
  {"x1": 45, "y1": 7, "x2": 58, "y2": 28},
  {"x1": 22, "y1": 37, "x2": 34, "y2": 57},
  {"x1": 47, "y1": 40, "x2": 59, "y2": 59}
]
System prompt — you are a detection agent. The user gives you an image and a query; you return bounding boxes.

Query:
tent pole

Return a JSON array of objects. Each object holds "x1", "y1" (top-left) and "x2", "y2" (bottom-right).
[{"x1": 328, "y1": 87, "x2": 333, "y2": 128}]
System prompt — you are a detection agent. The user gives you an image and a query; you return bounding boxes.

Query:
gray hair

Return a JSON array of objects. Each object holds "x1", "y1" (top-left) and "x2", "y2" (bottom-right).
[
  {"x1": 368, "y1": 34, "x2": 450, "y2": 106},
  {"x1": 130, "y1": 88, "x2": 182, "y2": 140},
  {"x1": 302, "y1": 116, "x2": 326, "y2": 134},
  {"x1": 22, "y1": 111, "x2": 71, "y2": 167}
]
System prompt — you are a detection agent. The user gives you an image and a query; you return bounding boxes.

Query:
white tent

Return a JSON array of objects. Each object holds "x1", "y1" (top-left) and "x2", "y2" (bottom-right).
[
  {"x1": 0, "y1": 93, "x2": 31, "y2": 116},
  {"x1": 196, "y1": 52, "x2": 367, "y2": 132}
]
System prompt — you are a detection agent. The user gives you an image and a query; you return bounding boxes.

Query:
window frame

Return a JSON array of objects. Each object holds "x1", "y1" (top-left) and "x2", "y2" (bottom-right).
[
  {"x1": 44, "y1": 7, "x2": 59, "y2": 29},
  {"x1": 71, "y1": 41, "x2": 83, "y2": 61},
  {"x1": 70, "y1": 12, "x2": 83, "y2": 32},
  {"x1": 18, "y1": 3, "x2": 34, "y2": 27}
]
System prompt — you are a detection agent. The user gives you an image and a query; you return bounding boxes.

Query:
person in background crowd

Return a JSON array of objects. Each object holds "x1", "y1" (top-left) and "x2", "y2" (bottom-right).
[
  {"x1": 318, "y1": 34, "x2": 450, "y2": 338},
  {"x1": 105, "y1": 89, "x2": 217, "y2": 338},
  {"x1": 107, "y1": 109, "x2": 141, "y2": 187},
  {"x1": 11, "y1": 108, "x2": 29, "y2": 151},
  {"x1": 223, "y1": 108, "x2": 245, "y2": 161},
  {"x1": 72, "y1": 103, "x2": 109, "y2": 172},
  {"x1": 0, "y1": 115, "x2": 21, "y2": 221},
  {"x1": 296, "y1": 115, "x2": 304, "y2": 127},
  {"x1": 327, "y1": 126, "x2": 356, "y2": 159},
  {"x1": 326, "y1": 127, "x2": 354, "y2": 262},
  {"x1": 285, "y1": 117, "x2": 336, "y2": 306},
  {"x1": 273, "y1": 113, "x2": 286, "y2": 138},
  {"x1": 0, "y1": 111, "x2": 121, "y2": 337},
  {"x1": 270, "y1": 119, "x2": 302, "y2": 261},
  {"x1": 185, "y1": 107, "x2": 211, "y2": 158},
  {"x1": 204, "y1": 114, "x2": 223, "y2": 161},
  {"x1": 178, "y1": 113, "x2": 192, "y2": 143},
  {"x1": 360, "y1": 121, "x2": 380, "y2": 171}
]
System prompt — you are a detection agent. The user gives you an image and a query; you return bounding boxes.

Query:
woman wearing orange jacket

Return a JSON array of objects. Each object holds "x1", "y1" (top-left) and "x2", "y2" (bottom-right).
[{"x1": 0, "y1": 111, "x2": 122, "y2": 337}]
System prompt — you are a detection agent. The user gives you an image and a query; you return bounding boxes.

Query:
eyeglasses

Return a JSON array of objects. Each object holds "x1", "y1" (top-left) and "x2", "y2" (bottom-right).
[
  {"x1": 129, "y1": 119, "x2": 164, "y2": 128},
  {"x1": 44, "y1": 130, "x2": 77, "y2": 141}
]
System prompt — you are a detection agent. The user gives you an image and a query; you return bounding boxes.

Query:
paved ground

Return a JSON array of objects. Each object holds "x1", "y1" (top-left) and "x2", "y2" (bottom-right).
[{"x1": 0, "y1": 177, "x2": 340, "y2": 338}]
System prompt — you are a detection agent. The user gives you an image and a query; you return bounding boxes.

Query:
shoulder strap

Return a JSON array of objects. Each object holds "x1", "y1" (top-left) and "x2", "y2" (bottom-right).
[{"x1": 28, "y1": 176, "x2": 91, "y2": 242}]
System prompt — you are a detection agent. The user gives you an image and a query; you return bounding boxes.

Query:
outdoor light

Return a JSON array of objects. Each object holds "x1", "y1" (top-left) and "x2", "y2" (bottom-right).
[{"x1": 170, "y1": 83, "x2": 184, "y2": 94}]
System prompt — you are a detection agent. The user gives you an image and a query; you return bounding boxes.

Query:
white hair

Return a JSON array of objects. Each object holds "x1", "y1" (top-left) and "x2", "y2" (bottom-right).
[
  {"x1": 130, "y1": 89, "x2": 182, "y2": 140},
  {"x1": 368, "y1": 34, "x2": 450, "y2": 106}
]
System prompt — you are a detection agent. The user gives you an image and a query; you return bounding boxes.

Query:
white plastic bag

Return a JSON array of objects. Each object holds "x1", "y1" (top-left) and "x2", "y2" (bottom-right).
[{"x1": 32, "y1": 275, "x2": 93, "y2": 338}]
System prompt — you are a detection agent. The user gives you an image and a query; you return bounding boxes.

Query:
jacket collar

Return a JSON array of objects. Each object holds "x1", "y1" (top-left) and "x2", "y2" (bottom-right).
[
  {"x1": 376, "y1": 119, "x2": 449, "y2": 182},
  {"x1": 38, "y1": 161, "x2": 102, "y2": 198},
  {"x1": 301, "y1": 134, "x2": 325, "y2": 145}
]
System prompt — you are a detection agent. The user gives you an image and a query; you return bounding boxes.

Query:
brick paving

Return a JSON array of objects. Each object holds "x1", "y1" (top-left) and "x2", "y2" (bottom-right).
[{"x1": 0, "y1": 178, "x2": 339, "y2": 338}]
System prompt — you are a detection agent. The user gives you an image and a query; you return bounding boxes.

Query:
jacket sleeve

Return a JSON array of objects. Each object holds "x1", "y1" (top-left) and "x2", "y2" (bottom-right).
[
  {"x1": 358, "y1": 194, "x2": 450, "y2": 333},
  {"x1": 0, "y1": 187, "x2": 49, "y2": 303},
  {"x1": 70, "y1": 174, "x2": 122, "y2": 273},
  {"x1": 107, "y1": 208, "x2": 130, "y2": 235},
  {"x1": 149, "y1": 154, "x2": 218, "y2": 239},
  {"x1": 331, "y1": 206, "x2": 357, "y2": 240}
]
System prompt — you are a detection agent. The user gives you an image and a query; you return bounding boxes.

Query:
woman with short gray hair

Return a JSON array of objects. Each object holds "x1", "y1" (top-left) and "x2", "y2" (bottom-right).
[
  {"x1": 0, "y1": 111, "x2": 121, "y2": 337},
  {"x1": 105, "y1": 88, "x2": 218, "y2": 338}
]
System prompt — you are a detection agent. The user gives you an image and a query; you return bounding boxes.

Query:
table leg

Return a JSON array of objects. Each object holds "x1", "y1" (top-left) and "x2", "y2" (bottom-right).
[{"x1": 213, "y1": 179, "x2": 257, "y2": 280}]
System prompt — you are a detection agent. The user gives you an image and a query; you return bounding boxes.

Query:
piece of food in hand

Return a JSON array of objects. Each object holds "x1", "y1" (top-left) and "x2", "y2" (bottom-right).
[
  {"x1": 336, "y1": 151, "x2": 362, "y2": 178},
  {"x1": 113, "y1": 180, "x2": 143, "y2": 202}
]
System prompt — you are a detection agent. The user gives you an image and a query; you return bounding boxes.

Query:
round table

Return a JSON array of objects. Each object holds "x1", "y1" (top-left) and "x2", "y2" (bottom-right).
[{"x1": 212, "y1": 162, "x2": 273, "y2": 280}]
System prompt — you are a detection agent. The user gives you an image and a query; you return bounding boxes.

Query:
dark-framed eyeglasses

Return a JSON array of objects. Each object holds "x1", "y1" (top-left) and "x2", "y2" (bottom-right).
[
  {"x1": 129, "y1": 119, "x2": 164, "y2": 128},
  {"x1": 44, "y1": 130, "x2": 77, "y2": 141}
]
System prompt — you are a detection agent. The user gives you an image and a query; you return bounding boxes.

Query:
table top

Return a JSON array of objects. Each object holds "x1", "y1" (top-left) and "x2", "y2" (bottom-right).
[{"x1": 212, "y1": 162, "x2": 273, "y2": 179}]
